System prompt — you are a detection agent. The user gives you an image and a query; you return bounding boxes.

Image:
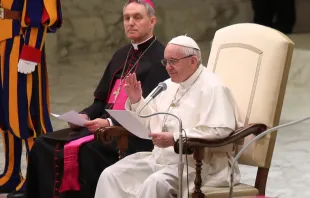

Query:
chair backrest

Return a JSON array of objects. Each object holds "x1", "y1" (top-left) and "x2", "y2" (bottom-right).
[{"x1": 206, "y1": 23, "x2": 294, "y2": 168}]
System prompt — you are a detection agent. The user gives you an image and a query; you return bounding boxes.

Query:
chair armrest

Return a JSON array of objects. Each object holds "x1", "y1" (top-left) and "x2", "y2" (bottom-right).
[
  {"x1": 95, "y1": 126, "x2": 132, "y2": 159},
  {"x1": 95, "y1": 126, "x2": 131, "y2": 143},
  {"x1": 174, "y1": 123, "x2": 267, "y2": 154}
]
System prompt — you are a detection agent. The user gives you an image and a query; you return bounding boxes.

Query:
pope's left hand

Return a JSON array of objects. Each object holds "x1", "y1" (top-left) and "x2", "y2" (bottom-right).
[
  {"x1": 149, "y1": 132, "x2": 174, "y2": 148},
  {"x1": 18, "y1": 60, "x2": 37, "y2": 74}
]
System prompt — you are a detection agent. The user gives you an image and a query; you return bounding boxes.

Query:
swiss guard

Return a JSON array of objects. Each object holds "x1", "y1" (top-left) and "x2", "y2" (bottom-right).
[{"x1": 0, "y1": 0, "x2": 63, "y2": 197}]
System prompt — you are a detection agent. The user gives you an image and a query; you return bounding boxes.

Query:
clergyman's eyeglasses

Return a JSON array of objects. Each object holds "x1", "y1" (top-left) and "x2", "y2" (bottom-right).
[{"x1": 161, "y1": 55, "x2": 193, "y2": 66}]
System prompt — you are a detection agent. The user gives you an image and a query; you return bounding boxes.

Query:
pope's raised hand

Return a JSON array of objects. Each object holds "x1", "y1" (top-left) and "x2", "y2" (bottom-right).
[{"x1": 124, "y1": 73, "x2": 142, "y2": 104}]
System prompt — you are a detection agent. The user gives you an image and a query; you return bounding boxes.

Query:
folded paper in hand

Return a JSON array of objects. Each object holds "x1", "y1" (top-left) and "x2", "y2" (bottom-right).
[
  {"x1": 51, "y1": 110, "x2": 88, "y2": 127},
  {"x1": 106, "y1": 109, "x2": 151, "y2": 139}
]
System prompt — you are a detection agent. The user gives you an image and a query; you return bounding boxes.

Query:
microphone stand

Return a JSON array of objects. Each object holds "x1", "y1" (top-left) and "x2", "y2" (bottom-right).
[
  {"x1": 228, "y1": 116, "x2": 310, "y2": 198},
  {"x1": 138, "y1": 97, "x2": 184, "y2": 198}
]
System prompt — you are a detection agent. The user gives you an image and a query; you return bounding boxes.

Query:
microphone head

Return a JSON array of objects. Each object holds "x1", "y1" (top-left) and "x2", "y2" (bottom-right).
[{"x1": 158, "y1": 82, "x2": 167, "y2": 91}]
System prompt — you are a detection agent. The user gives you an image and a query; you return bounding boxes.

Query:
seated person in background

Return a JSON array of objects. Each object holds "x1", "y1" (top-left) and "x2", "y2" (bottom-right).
[
  {"x1": 95, "y1": 35, "x2": 243, "y2": 198},
  {"x1": 25, "y1": 1, "x2": 169, "y2": 198}
]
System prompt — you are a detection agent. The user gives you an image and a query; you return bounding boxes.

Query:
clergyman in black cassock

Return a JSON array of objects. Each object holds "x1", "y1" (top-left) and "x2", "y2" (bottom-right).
[{"x1": 24, "y1": 35, "x2": 169, "y2": 198}]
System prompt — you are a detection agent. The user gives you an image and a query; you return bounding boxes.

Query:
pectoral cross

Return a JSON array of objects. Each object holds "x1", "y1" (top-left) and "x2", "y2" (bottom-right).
[
  {"x1": 170, "y1": 100, "x2": 180, "y2": 108},
  {"x1": 113, "y1": 87, "x2": 121, "y2": 103},
  {"x1": 171, "y1": 103, "x2": 177, "y2": 108}
]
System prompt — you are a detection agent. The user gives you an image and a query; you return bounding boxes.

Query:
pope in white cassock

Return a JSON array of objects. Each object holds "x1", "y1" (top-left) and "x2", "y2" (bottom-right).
[{"x1": 94, "y1": 35, "x2": 244, "y2": 198}]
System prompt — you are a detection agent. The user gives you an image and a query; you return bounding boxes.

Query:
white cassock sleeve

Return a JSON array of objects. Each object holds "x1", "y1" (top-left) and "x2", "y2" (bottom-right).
[{"x1": 174, "y1": 85, "x2": 240, "y2": 141}]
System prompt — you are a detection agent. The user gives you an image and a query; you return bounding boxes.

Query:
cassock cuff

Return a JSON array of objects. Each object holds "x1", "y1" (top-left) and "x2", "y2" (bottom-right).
[
  {"x1": 125, "y1": 97, "x2": 145, "y2": 112},
  {"x1": 173, "y1": 132, "x2": 179, "y2": 142},
  {"x1": 173, "y1": 129, "x2": 186, "y2": 142},
  {"x1": 107, "y1": 118, "x2": 114, "y2": 126}
]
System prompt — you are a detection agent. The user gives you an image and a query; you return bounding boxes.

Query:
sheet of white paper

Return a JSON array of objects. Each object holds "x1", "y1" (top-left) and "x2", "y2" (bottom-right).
[
  {"x1": 106, "y1": 109, "x2": 151, "y2": 139},
  {"x1": 51, "y1": 110, "x2": 88, "y2": 127}
]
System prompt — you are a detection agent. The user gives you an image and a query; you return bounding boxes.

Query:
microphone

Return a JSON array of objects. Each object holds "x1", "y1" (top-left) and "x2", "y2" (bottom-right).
[
  {"x1": 143, "y1": 82, "x2": 167, "y2": 107},
  {"x1": 141, "y1": 82, "x2": 167, "y2": 111},
  {"x1": 151, "y1": 82, "x2": 167, "y2": 99},
  {"x1": 137, "y1": 81, "x2": 185, "y2": 198},
  {"x1": 228, "y1": 116, "x2": 310, "y2": 198},
  {"x1": 138, "y1": 82, "x2": 167, "y2": 114}
]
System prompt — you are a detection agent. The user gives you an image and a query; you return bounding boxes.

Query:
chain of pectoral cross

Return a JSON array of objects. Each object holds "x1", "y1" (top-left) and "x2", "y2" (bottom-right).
[
  {"x1": 161, "y1": 68, "x2": 203, "y2": 132},
  {"x1": 112, "y1": 38, "x2": 157, "y2": 103}
]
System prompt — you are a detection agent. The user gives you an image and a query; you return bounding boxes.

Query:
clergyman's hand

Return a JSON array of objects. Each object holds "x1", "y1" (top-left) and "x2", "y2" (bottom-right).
[
  {"x1": 149, "y1": 132, "x2": 174, "y2": 148},
  {"x1": 68, "y1": 113, "x2": 89, "y2": 129},
  {"x1": 124, "y1": 73, "x2": 142, "y2": 104},
  {"x1": 83, "y1": 118, "x2": 110, "y2": 133}
]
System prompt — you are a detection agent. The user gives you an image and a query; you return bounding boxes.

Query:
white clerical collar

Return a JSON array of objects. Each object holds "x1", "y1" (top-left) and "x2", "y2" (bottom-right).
[
  {"x1": 179, "y1": 64, "x2": 204, "y2": 88},
  {"x1": 131, "y1": 35, "x2": 153, "y2": 50}
]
